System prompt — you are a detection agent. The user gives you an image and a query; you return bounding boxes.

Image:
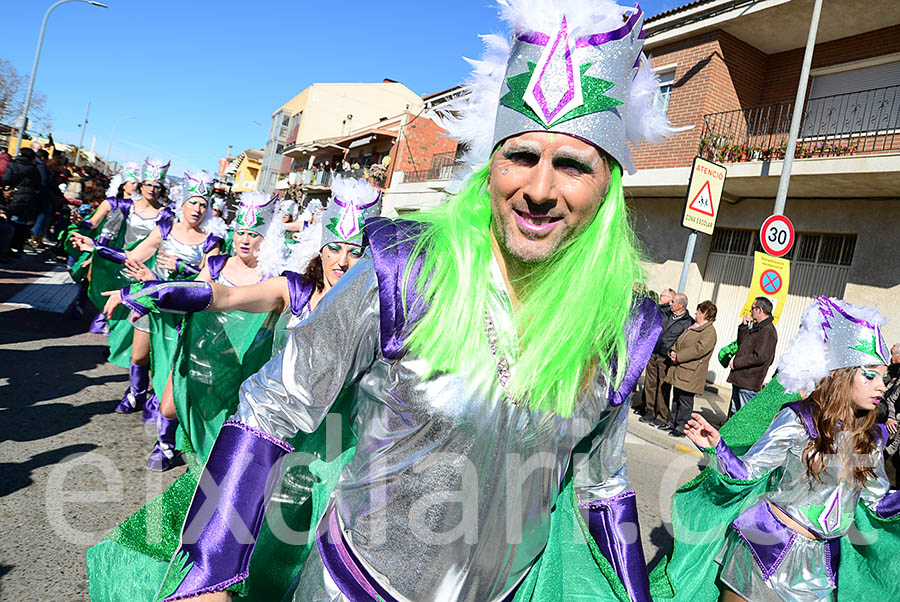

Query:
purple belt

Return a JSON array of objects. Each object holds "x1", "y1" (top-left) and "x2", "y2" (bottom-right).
[
  {"x1": 316, "y1": 506, "x2": 522, "y2": 602},
  {"x1": 730, "y1": 501, "x2": 840, "y2": 587}
]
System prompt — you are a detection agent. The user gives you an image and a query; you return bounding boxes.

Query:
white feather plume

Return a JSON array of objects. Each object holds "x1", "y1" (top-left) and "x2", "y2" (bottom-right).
[
  {"x1": 777, "y1": 297, "x2": 888, "y2": 395},
  {"x1": 256, "y1": 205, "x2": 291, "y2": 280},
  {"x1": 330, "y1": 175, "x2": 380, "y2": 207},
  {"x1": 105, "y1": 174, "x2": 123, "y2": 198}
]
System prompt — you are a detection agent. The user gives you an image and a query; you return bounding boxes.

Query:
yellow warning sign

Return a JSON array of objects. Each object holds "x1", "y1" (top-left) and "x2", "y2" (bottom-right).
[
  {"x1": 741, "y1": 252, "x2": 791, "y2": 325},
  {"x1": 682, "y1": 157, "x2": 726, "y2": 235}
]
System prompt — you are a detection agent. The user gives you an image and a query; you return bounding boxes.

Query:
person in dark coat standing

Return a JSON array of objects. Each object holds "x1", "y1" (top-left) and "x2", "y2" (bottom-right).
[
  {"x1": 663, "y1": 300, "x2": 717, "y2": 437},
  {"x1": 726, "y1": 295, "x2": 778, "y2": 416},
  {"x1": 1, "y1": 147, "x2": 42, "y2": 255},
  {"x1": 640, "y1": 291, "x2": 694, "y2": 428}
]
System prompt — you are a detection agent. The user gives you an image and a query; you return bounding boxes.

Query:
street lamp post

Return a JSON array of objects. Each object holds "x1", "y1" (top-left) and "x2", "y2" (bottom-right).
[
  {"x1": 106, "y1": 115, "x2": 136, "y2": 165},
  {"x1": 11, "y1": 0, "x2": 108, "y2": 156}
]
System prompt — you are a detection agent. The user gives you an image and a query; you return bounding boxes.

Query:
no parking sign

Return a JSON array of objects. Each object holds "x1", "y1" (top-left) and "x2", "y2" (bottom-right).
[{"x1": 741, "y1": 252, "x2": 791, "y2": 325}]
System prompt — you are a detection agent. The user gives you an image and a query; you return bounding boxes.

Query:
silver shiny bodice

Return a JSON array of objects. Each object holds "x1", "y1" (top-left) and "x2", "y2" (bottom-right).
[
  {"x1": 715, "y1": 407, "x2": 890, "y2": 539},
  {"x1": 236, "y1": 258, "x2": 631, "y2": 602},
  {"x1": 156, "y1": 233, "x2": 206, "y2": 280},
  {"x1": 122, "y1": 207, "x2": 162, "y2": 247}
]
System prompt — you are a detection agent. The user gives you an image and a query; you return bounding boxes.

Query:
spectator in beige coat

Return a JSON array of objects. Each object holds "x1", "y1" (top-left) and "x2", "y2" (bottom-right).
[{"x1": 663, "y1": 300, "x2": 718, "y2": 437}]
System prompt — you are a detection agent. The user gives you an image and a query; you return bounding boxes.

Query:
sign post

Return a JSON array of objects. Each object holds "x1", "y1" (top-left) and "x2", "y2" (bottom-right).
[
  {"x1": 677, "y1": 157, "x2": 727, "y2": 292},
  {"x1": 742, "y1": 252, "x2": 791, "y2": 325}
]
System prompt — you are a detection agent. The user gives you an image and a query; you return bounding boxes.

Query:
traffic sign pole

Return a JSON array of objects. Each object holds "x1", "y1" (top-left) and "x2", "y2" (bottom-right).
[{"x1": 677, "y1": 231, "x2": 696, "y2": 294}]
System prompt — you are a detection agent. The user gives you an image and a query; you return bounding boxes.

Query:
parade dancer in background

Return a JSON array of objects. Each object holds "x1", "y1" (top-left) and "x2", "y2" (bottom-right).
[
  {"x1": 86, "y1": 177, "x2": 383, "y2": 602},
  {"x1": 145, "y1": 1, "x2": 682, "y2": 600},
  {"x1": 67, "y1": 160, "x2": 141, "y2": 332},
  {"x1": 656, "y1": 297, "x2": 900, "y2": 601},
  {"x1": 70, "y1": 157, "x2": 174, "y2": 419}
]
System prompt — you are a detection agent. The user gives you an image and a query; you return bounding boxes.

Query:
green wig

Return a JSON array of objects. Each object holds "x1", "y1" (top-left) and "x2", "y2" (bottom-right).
[{"x1": 400, "y1": 160, "x2": 646, "y2": 417}]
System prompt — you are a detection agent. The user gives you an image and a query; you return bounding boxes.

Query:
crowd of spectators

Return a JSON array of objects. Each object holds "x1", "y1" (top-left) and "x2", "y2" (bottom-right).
[{"x1": 0, "y1": 134, "x2": 111, "y2": 262}]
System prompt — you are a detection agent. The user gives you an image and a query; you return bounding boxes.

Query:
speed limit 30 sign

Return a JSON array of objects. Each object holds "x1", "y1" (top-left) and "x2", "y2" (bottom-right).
[{"x1": 760, "y1": 214, "x2": 795, "y2": 257}]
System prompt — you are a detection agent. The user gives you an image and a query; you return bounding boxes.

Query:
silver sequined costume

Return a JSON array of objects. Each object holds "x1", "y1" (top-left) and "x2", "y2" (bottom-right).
[
  {"x1": 235, "y1": 257, "x2": 632, "y2": 602},
  {"x1": 711, "y1": 407, "x2": 891, "y2": 602}
]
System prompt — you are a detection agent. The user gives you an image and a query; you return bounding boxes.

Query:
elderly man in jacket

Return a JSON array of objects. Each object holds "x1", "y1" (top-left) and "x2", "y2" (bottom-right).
[
  {"x1": 640, "y1": 292, "x2": 693, "y2": 429},
  {"x1": 726, "y1": 295, "x2": 778, "y2": 416}
]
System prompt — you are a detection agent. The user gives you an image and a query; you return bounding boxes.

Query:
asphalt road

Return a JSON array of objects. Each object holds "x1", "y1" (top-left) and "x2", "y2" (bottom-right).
[{"x1": 0, "y1": 301, "x2": 706, "y2": 601}]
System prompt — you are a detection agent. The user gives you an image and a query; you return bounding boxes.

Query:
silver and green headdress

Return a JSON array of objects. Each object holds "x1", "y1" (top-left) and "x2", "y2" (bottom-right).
[
  {"x1": 439, "y1": 0, "x2": 680, "y2": 173},
  {"x1": 234, "y1": 191, "x2": 278, "y2": 234},
  {"x1": 182, "y1": 170, "x2": 214, "y2": 203},
  {"x1": 142, "y1": 157, "x2": 170, "y2": 183},
  {"x1": 320, "y1": 176, "x2": 382, "y2": 249},
  {"x1": 121, "y1": 161, "x2": 141, "y2": 183},
  {"x1": 777, "y1": 297, "x2": 890, "y2": 394}
]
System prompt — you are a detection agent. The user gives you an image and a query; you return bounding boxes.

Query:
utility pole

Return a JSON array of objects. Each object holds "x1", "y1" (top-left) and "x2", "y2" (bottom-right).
[
  {"x1": 11, "y1": 0, "x2": 107, "y2": 155},
  {"x1": 74, "y1": 101, "x2": 90, "y2": 167},
  {"x1": 772, "y1": 0, "x2": 823, "y2": 216}
]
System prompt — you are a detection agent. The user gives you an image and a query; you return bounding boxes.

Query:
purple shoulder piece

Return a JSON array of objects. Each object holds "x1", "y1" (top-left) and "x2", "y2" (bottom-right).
[
  {"x1": 364, "y1": 217, "x2": 429, "y2": 360},
  {"x1": 607, "y1": 296, "x2": 663, "y2": 406},
  {"x1": 284, "y1": 271, "x2": 315, "y2": 317},
  {"x1": 203, "y1": 235, "x2": 223, "y2": 254},
  {"x1": 105, "y1": 195, "x2": 120, "y2": 211},
  {"x1": 782, "y1": 400, "x2": 818, "y2": 439},
  {"x1": 206, "y1": 254, "x2": 228, "y2": 281},
  {"x1": 157, "y1": 206, "x2": 175, "y2": 239},
  {"x1": 118, "y1": 197, "x2": 133, "y2": 218}
]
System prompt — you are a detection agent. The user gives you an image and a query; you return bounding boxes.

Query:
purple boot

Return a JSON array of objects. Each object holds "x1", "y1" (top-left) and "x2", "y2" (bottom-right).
[
  {"x1": 146, "y1": 414, "x2": 181, "y2": 472},
  {"x1": 115, "y1": 363, "x2": 149, "y2": 414},
  {"x1": 88, "y1": 312, "x2": 109, "y2": 335},
  {"x1": 141, "y1": 393, "x2": 159, "y2": 423}
]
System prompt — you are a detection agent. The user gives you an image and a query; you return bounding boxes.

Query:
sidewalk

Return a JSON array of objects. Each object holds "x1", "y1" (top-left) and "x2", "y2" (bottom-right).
[
  {"x1": 0, "y1": 246, "x2": 79, "y2": 314},
  {"x1": 626, "y1": 384, "x2": 730, "y2": 456}
]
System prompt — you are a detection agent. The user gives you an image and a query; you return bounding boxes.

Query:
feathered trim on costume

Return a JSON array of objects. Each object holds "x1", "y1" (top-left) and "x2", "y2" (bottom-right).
[
  {"x1": 256, "y1": 206, "x2": 291, "y2": 280},
  {"x1": 777, "y1": 297, "x2": 887, "y2": 394},
  {"x1": 434, "y1": 0, "x2": 684, "y2": 173},
  {"x1": 329, "y1": 175, "x2": 381, "y2": 209},
  {"x1": 286, "y1": 221, "x2": 322, "y2": 275},
  {"x1": 105, "y1": 174, "x2": 123, "y2": 198}
]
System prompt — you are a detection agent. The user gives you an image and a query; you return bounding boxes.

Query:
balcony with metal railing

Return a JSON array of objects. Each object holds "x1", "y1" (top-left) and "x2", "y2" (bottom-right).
[
  {"x1": 698, "y1": 85, "x2": 900, "y2": 164},
  {"x1": 402, "y1": 152, "x2": 456, "y2": 184}
]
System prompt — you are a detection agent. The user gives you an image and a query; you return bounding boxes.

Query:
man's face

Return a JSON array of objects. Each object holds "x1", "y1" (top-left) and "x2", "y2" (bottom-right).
[
  {"x1": 891, "y1": 347, "x2": 900, "y2": 365},
  {"x1": 659, "y1": 292, "x2": 672, "y2": 306},
  {"x1": 488, "y1": 132, "x2": 611, "y2": 264}
]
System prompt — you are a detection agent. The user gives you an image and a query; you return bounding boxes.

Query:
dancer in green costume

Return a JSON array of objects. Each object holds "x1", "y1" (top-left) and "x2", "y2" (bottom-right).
[
  {"x1": 651, "y1": 297, "x2": 900, "y2": 602},
  {"x1": 71, "y1": 157, "x2": 174, "y2": 420},
  {"x1": 109, "y1": 170, "x2": 226, "y2": 471},
  {"x1": 86, "y1": 179, "x2": 381, "y2": 602}
]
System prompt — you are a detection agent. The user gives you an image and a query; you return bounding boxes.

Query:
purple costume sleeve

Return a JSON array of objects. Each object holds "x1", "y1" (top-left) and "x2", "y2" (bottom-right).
[
  {"x1": 120, "y1": 280, "x2": 213, "y2": 317},
  {"x1": 95, "y1": 241, "x2": 128, "y2": 264},
  {"x1": 714, "y1": 438, "x2": 750, "y2": 480},
  {"x1": 581, "y1": 491, "x2": 652, "y2": 602},
  {"x1": 158, "y1": 421, "x2": 293, "y2": 601},
  {"x1": 876, "y1": 491, "x2": 900, "y2": 519}
]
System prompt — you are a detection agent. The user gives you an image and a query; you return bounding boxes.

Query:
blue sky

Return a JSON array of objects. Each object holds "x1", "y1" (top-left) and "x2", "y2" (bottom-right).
[{"x1": 5, "y1": 0, "x2": 681, "y2": 175}]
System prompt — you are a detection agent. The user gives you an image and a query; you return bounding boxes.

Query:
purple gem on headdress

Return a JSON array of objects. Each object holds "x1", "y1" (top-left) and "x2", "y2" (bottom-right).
[{"x1": 526, "y1": 17, "x2": 580, "y2": 125}]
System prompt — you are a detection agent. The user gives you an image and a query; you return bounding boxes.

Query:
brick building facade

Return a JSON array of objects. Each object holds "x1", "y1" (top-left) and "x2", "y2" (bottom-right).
[{"x1": 626, "y1": 0, "x2": 900, "y2": 386}]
